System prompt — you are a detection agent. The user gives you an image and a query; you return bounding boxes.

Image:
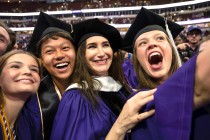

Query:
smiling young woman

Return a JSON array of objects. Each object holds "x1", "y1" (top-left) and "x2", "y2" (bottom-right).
[
  {"x1": 0, "y1": 50, "x2": 41, "y2": 140},
  {"x1": 106, "y1": 7, "x2": 210, "y2": 140},
  {"x1": 50, "y1": 18, "x2": 139, "y2": 140}
]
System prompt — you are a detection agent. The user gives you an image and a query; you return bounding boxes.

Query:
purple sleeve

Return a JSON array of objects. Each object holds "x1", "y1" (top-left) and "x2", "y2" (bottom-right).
[{"x1": 131, "y1": 55, "x2": 197, "y2": 140}]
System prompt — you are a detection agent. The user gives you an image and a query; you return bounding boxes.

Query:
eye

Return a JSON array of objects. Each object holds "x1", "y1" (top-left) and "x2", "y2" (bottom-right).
[
  {"x1": 157, "y1": 36, "x2": 165, "y2": 41},
  {"x1": 87, "y1": 44, "x2": 96, "y2": 49},
  {"x1": 30, "y1": 67, "x2": 39, "y2": 73},
  {"x1": 0, "y1": 37, "x2": 5, "y2": 43},
  {"x1": 10, "y1": 64, "x2": 20, "y2": 69},
  {"x1": 44, "y1": 49, "x2": 53, "y2": 54},
  {"x1": 103, "y1": 42, "x2": 111, "y2": 48},
  {"x1": 138, "y1": 41, "x2": 147, "y2": 47},
  {"x1": 63, "y1": 46, "x2": 70, "y2": 51}
]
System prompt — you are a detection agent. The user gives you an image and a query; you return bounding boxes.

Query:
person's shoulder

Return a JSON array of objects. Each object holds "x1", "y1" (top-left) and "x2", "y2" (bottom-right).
[{"x1": 62, "y1": 87, "x2": 88, "y2": 105}]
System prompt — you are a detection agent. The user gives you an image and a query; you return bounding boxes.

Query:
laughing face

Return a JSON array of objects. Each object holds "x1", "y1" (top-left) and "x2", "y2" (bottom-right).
[
  {"x1": 134, "y1": 30, "x2": 172, "y2": 83},
  {"x1": 0, "y1": 53, "x2": 40, "y2": 99},
  {"x1": 41, "y1": 37, "x2": 76, "y2": 81},
  {"x1": 85, "y1": 36, "x2": 113, "y2": 76}
]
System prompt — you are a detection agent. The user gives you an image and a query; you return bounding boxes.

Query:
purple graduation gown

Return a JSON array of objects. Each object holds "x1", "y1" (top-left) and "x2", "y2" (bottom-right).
[
  {"x1": 129, "y1": 55, "x2": 210, "y2": 140},
  {"x1": 17, "y1": 75, "x2": 60, "y2": 140},
  {"x1": 17, "y1": 94, "x2": 43, "y2": 140},
  {"x1": 51, "y1": 77, "x2": 129, "y2": 140},
  {"x1": 122, "y1": 59, "x2": 139, "y2": 89}
]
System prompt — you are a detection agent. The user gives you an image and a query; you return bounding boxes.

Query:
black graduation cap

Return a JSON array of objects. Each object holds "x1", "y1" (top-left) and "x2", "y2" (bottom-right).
[
  {"x1": 27, "y1": 12, "x2": 73, "y2": 54},
  {"x1": 73, "y1": 18, "x2": 122, "y2": 52},
  {"x1": 123, "y1": 7, "x2": 184, "y2": 52}
]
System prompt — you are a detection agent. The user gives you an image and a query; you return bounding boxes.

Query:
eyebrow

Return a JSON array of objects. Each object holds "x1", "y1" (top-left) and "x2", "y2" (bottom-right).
[
  {"x1": 0, "y1": 34, "x2": 7, "y2": 40},
  {"x1": 102, "y1": 41, "x2": 109, "y2": 44},
  {"x1": 8, "y1": 61, "x2": 39, "y2": 68},
  {"x1": 0, "y1": 34, "x2": 9, "y2": 43},
  {"x1": 87, "y1": 41, "x2": 109, "y2": 45},
  {"x1": 86, "y1": 42, "x2": 96, "y2": 46}
]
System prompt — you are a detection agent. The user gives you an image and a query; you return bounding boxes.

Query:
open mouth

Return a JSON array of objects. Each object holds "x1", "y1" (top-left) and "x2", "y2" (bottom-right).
[
  {"x1": 148, "y1": 52, "x2": 163, "y2": 65},
  {"x1": 55, "y1": 62, "x2": 69, "y2": 69}
]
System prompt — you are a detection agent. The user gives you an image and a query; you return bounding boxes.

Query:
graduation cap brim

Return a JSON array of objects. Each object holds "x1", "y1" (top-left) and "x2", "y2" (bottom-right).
[
  {"x1": 123, "y1": 7, "x2": 184, "y2": 53},
  {"x1": 27, "y1": 12, "x2": 73, "y2": 54},
  {"x1": 73, "y1": 18, "x2": 122, "y2": 52}
]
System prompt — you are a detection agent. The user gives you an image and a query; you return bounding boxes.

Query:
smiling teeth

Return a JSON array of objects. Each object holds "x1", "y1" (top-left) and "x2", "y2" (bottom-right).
[
  {"x1": 56, "y1": 63, "x2": 68, "y2": 67},
  {"x1": 19, "y1": 79, "x2": 32, "y2": 83},
  {"x1": 95, "y1": 59, "x2": 106, "y2": 62}
]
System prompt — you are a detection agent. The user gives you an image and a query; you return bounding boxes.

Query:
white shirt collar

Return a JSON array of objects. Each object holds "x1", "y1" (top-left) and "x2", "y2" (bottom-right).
[{"x1": 66, "y1": 76, "x2": 122, "y2": 92}]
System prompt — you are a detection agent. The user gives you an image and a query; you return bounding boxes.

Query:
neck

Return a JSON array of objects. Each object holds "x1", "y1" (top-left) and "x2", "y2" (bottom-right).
[
  {"x1": 53, "y1": 78, "x2": 71, "y2": 95},
  {"x1": 189, "y1": 43, "x2": 197, "y2": 50},
  {"x1": 4, "y1": 99, "x2": 25, "y2": 127}
]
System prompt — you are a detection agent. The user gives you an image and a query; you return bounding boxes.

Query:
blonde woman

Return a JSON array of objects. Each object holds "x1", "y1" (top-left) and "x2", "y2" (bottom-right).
[{"x1": 0, "y1": 50, "x2": 40, "y2": 140}]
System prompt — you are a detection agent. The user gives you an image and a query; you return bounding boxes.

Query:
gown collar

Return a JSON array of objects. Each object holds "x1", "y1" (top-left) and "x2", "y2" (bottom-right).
[{"x1": 66, "y1": 76, "x2": 122, "y2": 92}]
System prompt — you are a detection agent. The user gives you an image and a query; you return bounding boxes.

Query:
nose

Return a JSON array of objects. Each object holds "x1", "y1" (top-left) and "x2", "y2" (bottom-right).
[
  {"x1": 23, "y1": 66, "x2": 32, "y2": 75},
  {"x1": 192, "y1": 33, "x2": 197, "y2": 37},
  {"x1": 148, "y1": 44, "x2": 157, "y2": 50},
  {"x1": 97, "y1": 47, "x2": 105, "y2": 56},
  {"x1": 55, "y1": 50, "x2": 65, "y2": 60}
]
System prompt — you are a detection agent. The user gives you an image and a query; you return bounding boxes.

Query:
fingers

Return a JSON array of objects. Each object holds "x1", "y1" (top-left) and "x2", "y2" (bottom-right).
[
  {"x1": 137, "y1": 109, "x2": 155, "y2": 122},
  {"x1": 133, "y1": 88, "x2": 156, "y2": 101},
  {"x1": 177, "y1": 43, "x2": 189, "y2": 50},
  {"x1": 112, "y1": 89, "x2": 156, "y2": 134},
  {"x1": 130, "y1": 89, "x2": 156, "y2": 111}
]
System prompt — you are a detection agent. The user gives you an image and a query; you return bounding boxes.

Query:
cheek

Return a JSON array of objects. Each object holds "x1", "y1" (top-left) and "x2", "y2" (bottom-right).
[
  {"x1": 165, "y1": 47, "x2": 173, "y2": 65},
  {"x1": 67, "y1": 51, "x2": 76, "y2": 61},
  {"x1": 136, "y1": 47, "x2": 145, "y2": 62},
  {"x1": 0, "y1": 71, "x2": 13, "y2": 86},
  {"x1": 0, "y1": 44, "x2": 7, "y2": 50},
  {"x1": 107, "y1": 50, "x2": 113, "y2": 60},
  {"x1": 85, "y1": 51, "x2": 90, "y2": 61},
  {"x1": 34, "y1": 74, "x2": 41, "y2": 84},
  {"x1": 85, "y1": 50, "x2": 95, "y2": 60},
  {"x1": 41, "y1": 55, "x2": 52, "y2": 67}
]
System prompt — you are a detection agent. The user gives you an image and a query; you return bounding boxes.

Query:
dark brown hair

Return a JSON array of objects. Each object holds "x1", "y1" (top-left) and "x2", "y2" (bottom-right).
[{"x1": 71, "y1": 40, "x2": 131, "y2": 106}]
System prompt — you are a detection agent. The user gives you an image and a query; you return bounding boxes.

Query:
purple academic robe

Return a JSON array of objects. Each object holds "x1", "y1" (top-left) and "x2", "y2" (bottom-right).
[
  {"x1": 17, "y1": 94, "x2": 43, "y2": 140},
  {"x1": 122, "y1": 59, "x2": 139, "y2": 89},
  {"x1": 51, "y1": 86, "x2": 128, "y2": 140},
  {"x1": 130, "y1": 55, "x2": 210, "y2": 140}
]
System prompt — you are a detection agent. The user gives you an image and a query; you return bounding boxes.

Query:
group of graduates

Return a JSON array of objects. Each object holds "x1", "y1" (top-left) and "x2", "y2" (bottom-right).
[{"x1": 0, "y1": 7, "x2": 210, "y2": 140}]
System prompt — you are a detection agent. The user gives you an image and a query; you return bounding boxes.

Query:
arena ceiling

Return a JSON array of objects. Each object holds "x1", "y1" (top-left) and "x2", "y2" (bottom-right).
[{"x1": 0, "y1": 0, "x2": 191, "y2": 5}]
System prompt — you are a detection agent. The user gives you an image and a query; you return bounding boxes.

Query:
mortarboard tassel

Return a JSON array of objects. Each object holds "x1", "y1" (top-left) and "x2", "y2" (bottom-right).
[{"x1": 165, "y1": 18, "x2": 182, "y2": 67}]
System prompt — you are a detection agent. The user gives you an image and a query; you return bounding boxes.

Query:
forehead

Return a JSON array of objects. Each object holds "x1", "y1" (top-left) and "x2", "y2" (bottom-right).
[
  {"x1": 0, "y1": 26, "x2": 10, "y2": 41},
  {"x1": 136, "y1": 30, "x2": 166, "y2": 40},
  {"x1": 86, "y1": 36, "x2": 108, "y2": 44},
  {"x1": 188, "y1": 29, "x2": 201, "y2": 34},
  {"x1": 42, "y1": 36, "x2": 72, "y2": 45},
  {"x1": 6, "y1": 54, "x2": 38, "y2": 65}
]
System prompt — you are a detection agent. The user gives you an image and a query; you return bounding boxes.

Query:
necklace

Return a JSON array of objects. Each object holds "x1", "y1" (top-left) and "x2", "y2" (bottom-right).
[{"x1": 0, "y1": 106, "x2": 16, "y2": 140}]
